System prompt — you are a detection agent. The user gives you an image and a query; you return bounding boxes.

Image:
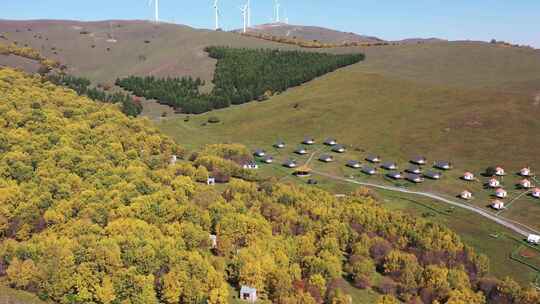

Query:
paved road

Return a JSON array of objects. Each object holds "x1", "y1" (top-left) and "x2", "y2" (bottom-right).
[{"x1": 312, "y1": 170, "x2": 540, "y2": 237}]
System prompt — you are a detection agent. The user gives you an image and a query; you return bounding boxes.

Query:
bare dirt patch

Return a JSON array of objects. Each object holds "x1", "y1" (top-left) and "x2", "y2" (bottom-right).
[{"x1": 519, "y1": 247, "x2": 539, "y2": 259}]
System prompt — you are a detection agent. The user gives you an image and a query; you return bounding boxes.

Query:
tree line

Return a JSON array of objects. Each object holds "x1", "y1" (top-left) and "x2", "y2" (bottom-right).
[
  {"x1": 116, "y1": 47, "x2": 365, "y2": 114},
  {"x1": 0, "y1": 67, "x2": 538, "y2": 304},
  {"x1": 47, "y1": 74, "x2": 143, "y2": 117}
]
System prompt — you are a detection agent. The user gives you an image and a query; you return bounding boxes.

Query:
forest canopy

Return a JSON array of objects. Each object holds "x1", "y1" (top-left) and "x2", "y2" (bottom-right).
[
  {"x1": 0, "y1": 67, "x2": 538, "y2": 304},
  {"x1": 116, "y1": 47, "x2": 364, "y2": 114}
]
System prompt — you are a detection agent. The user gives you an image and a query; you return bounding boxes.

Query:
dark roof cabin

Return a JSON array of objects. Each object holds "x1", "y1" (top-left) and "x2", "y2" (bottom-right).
[
  {"x1": 324, "y1": 138, "x2": 338, "y2": 146},
  {"x1": 406, "y1": 173, "x2": 424, "y2": 183},
  {"x1": 424, "y1": 170, "x2": 442, "y2": 180},
  {"x1": 381, "y1": 162, "x2": 398, "y2": 170},
  {"x1": 366, "y1": 154, "x2": 381, "y2": 163},
  {"x1": 387, "y1": 171, "x2": 403, "y2": 180},
  {"x1": 346, "y1": 160, "x2": 361, "y2": 168},
  {"x1": 411, "y1": 156, "x2": 427, "y2": 165},
  {"x1": 262, "y1": 156, "x2": 274, "y2": 164},
  {"x1": 253, "y1": 149, "x2": 266, "y2": 157},
  {"x1": 406, "y1": 165, "x2": 422, "y2": 174},
  {"x1": 362, "y1": 165, "x2": 376, "y2": 175},
  {"x1": 331, "y1": 144, "x2": 346, "y2": 153},
  {"x1": 434, "y1": 161, "x2": 452, "y2": 170},
  {"x1": 274, "y1": 141, "x2": 286, "y2": 148},
  {"x1": 295, "y1": 147, "x2": 308, "y2": 155},
  {"x1": 319, "y1": 154, "x2": 334, "y2": 162},
  {"x1": 283, "y1": 159, "x2": 297, "y2": 168},
  {"x1": 303, "y1": 137, "x2": 315, "y2": 145}
]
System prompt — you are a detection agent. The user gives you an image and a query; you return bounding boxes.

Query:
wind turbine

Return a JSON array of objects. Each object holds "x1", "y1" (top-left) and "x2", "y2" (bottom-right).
[
  {"x1": 148, "y1": 0, "x2": 159, "y2": 23},
  {"x1": 240, "y1": 3, "x2": 248, "y2": 33},
  {"x1": 273, "y1": 0, "x2": 281, "y2": 23},
  {"x1": 213, "y1": 0, "x2": 220, "y2": 30}
]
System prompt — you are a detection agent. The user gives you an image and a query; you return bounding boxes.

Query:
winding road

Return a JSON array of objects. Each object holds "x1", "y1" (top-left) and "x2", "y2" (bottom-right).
[{"x1": 311, "y1": 170, "x2": 540, "y2": 237}]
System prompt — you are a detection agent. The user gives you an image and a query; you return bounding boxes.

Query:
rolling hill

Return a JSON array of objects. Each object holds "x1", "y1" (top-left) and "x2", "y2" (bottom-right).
[{"x1": 242, "y1": 22, "x2": 384, "y2": 44}]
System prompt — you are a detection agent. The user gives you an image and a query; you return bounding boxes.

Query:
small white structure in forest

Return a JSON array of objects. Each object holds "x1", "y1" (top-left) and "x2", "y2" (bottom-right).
[
  {"x1": 170, "y1": 155, "x2": 178, "y2": 165},
  {"x1": 488, "y1": 178, "x2": 500, "y2": 188},
  {"x1": 463, "y1": 172, "x2": 475, "y2": 181},
  {"x1": 527, "y1": 234, "x2": 540, "y2": 244},
  {"x1": 207, "y1": 177, "x2": 216, "y2": 185},
  {"x1": 243, "y1": 162, "x2": 259, "y2": 170},
  {"x1": 495, "y1": 166, "x2": 506, "y2": 176},
  {"x1": 209, "y1": 234, "x2": 217, "y2": 248},
  {"x1": 520, "y1": 167, "x2": 531, "y2": 177},
  {"x1": 460, "y1": 190, "x2": 473, "y2": 200},
  {"x1": 532, "y1": 188, "x2": 540, "y2": 198},
  {"x1": 520, "y1": 179, "x2": 532, "y2": 189},
  {"x1": 495, "y1": 188, "x2": 507, "y2": 198},
  {"x1": 491, "y1": 200, "x2": 505, "y2": 210},
  {"x1": 240, "y1": 285, "x2": 257, "y2": 302}
]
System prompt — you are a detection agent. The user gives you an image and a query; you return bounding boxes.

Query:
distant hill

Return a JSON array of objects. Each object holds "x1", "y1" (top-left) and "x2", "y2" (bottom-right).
[
  {"x1": 0, "y1": 19, "x2": 297, "y2": 84},
  {"x1": 240, "y1": 23, "x2": 384, "y2": 44}
]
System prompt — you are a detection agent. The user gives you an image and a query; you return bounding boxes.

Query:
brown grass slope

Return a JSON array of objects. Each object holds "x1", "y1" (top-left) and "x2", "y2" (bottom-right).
[
  {"x1": 244, "y1": 22, "x2": 383, "y2": 44},
  {"x1": 0, "y1": 19, "x2": 299, "y2": 84}
]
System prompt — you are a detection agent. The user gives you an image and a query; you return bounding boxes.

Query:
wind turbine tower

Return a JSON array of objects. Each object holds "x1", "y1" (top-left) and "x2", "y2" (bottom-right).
[
  {"x1": 240, "y1": 4, "x2": 248, "y2": 33},
  {"x1": 213, "y1": 0, "x2": 220, "y2": 30},
  {"x1": 148, "y1": 0, "x2": 160, "y2": 23},
  {"x1": 274, "y1": 0, "x2": 281, "y2": 23}
]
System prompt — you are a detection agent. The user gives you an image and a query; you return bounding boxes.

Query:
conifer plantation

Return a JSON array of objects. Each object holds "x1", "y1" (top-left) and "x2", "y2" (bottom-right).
[
  {"x1": 116, "y1": 47, "x2": 364, "y2": 114},
  {"x1": 1, "y1": 68, "x2": 539, "y2": 303}
]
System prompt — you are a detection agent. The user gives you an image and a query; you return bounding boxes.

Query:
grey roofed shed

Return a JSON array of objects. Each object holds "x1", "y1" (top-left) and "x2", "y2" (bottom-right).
[
  {"x1": 406, "y1": 173, "x2": 424, "y2": 183},
  {"x1": 303, "y1": 137, "x2": 315, "y2": 144},
  {"x1": 346, "y1": 160, "x2": 361, "y2": 168},
  {"x1": 332, "y1": 144, "x2": 346, "y2": 153},
  {"x1": 253, "y1": 149, "x2": 266, "y2": 157},
  {"x1": 424, "y1": 170, "x2": 442, "y2": 179},
  {"x1": 274, "y1": 141, "x2": 286, "y2": 148},
  {"x1": 381, "y1": 162, "x2": 398, "y2": 170},
  {"x1": 324, "y1": 138, "x2": 338, "y2": 146},
  {"x1": 295, "y1": 147, "x2": 308, "y2": 154},
  {"x1": 362, "y1": 165, "x2": 376, "y2": 175},
  {"x1": 411, "y1": 156, "x2": 427, "y2": 165},
  {"x1": 366, "y1": 154, "x2": 381, "y2": 163},
  {"x1": 319, "y1": 154, "x2": 334, "y2": 162},
  {"x1": 283, "y1": 159, "x2": 297, "y2": 168},
  {"x1": 434, "y1": 161, "x2": 452, "y2": 170},
  {"x1": 406, "y1": 165, "x2": 422, "y2": 174},
  {"x1": 387, "y1": 171, "x2": 403, "y2": 179}
]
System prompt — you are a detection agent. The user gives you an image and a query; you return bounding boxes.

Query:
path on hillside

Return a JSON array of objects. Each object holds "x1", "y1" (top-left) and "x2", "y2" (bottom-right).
[{"x1": 312, "y1": 170, "x2": 540, "y2": 237}]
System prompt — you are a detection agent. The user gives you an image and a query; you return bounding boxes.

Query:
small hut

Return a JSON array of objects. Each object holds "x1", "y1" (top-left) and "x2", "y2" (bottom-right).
[
  {"x1": 295, "y1": 147, "x2": 308, "y2": 155},
  {"x1": 532, "y1": 188, "x2": 540, "y2": 198},
  {"x1": 170, "y1": 155, "x2": 178, "y2": 165},
  {"x1": 274, "y1": 141, "x2": 286, "y2": 149},
  {"x1": 406, "y1": 165, "x2": 422, "y2": 174},
  {"x1": 319, "y1": 154, "x2": 334, "y2": 163},
  {"x1": 366, "y1": 154, "x2": 381, "y2": 163},
  {"x1": 381, "y1": 162, "x2": 398, "y2": 170},
  {"x1": 520, "y1": 179, "x2": 532, "y2": 189},
  {"x1": 520, "y1": 167, "x2": 531, "y2": 177},
  {"x1": 294, "y1": 165, "x2": 312, "y2": 177},
  {"x1": 207, "y1": 177, "x2": 216, "y2": 185},
  {"x1": 406, "y1": 173, "x2": 424, "y2": 183},
  {"x1": 209, "y1": 234, "x2": 217, "y2": 249},
  {"x1": 411, "y1": 156, "x2": 427, "y2": 165},
  {"x1": 488, "y1": 178, "x2": 500, "y2": 188},
  {"x1": 303, "y1": 137, "x2": 315, "y2": 145},
  {"x1": 332, "y1": 145, "x2": 346, "y2": 153},
  {"x1": 491, "y1": 200, "x2": 505, "y2": 210},
  {"x1": 240, "y1": 285, "x2": 258, "y2": 302},
  {"x1": 346, "y1": 160, "x2": 361, "y2": 168},
  {"x1": 424, "y1": 170, "x2": 442, "y2": 180},
  {"x1": 495, "y1": 166, "x2": 506, "y2": 176},
  {"x1": 434, "y1": 161, "x2": 452, "y2": 170},
  {"x1": 460, "y1": 190, "x2": 473, "y2": 200},
  {"x1": 362, "y1": 165, "x2": 376, "y2": 175},
  {"x1": 463, "y1": 172, "x2": 475, "y2": 181},
  {"x1": 495, "y1": 188, "x2": 507, "y2": 198},
  {"x1": 283, "y1": 159, "x2": 297, "y2": 168},
  {"x1": 262, "y1": 156, "x2": 274, "y2": 164},
  {"x1": 253, "y1": 149, "x2": 266, "y2": 157},
  {"x1": 242, "y1": 162, "x2": 259, "y2": 170},
  {"x1": 387, "y1": 171, "x2": 403, "y2": 180},
  {"x1": 324, "y1": 138, "x2": 338, "y2": 146}
]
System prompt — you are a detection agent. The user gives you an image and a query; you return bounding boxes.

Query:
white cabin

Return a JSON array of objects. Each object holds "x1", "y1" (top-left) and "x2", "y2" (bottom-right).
[
  {"x1": 243, "y1": 163, "x2": 259, "y2": 170},
  {"x1": 527, "y1": 234, "x2": 540, "y2": 244},
  {"x1": 520, "y1": 179, "x2": 532, "y2": 189},
  {"x1": 495, "y1": 167, "x2": 505, "y2": 176},
  {"x1": 240, "y1": 286, "x2": 257, "y2": 302},
  {"x1": 460, "y1": 191, "x2": 473, "y2": 200},
  {"x1": 463, "y1": 172, "x2": 475, "y2": 181},
  {"x1": 488, "y1": 178, "x2": 500, "y2": 188},
  {"x1": 207, "y1": 177, "x2": 216, "y2": 185},
  {"x1": 209, "y1": 234, "x2": 217, "y2": 248},
  {"x1": 491, "y1": 201, "x2": 505, "y2": 210},
  {"x1": 495, "y1": 188, "x2": 507, "y2": 198},
  {"x1": 170, "y1": 155, "x2": 178, "y2": 165},
  {"x1": 532, "y1": 188, "x2": 540, "y2": 198},
  {"x1": 520, "y1": 167, "x2": 531, "y2": 177}
]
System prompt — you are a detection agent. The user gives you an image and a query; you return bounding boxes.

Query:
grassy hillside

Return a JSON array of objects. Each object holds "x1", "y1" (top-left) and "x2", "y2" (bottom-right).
[
  {"x1": 0, "y1": 20, "x2": 298, "y2": 84},
  {"x1": 157, "y1": 41, "x2": 540, "y2": 233}
]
